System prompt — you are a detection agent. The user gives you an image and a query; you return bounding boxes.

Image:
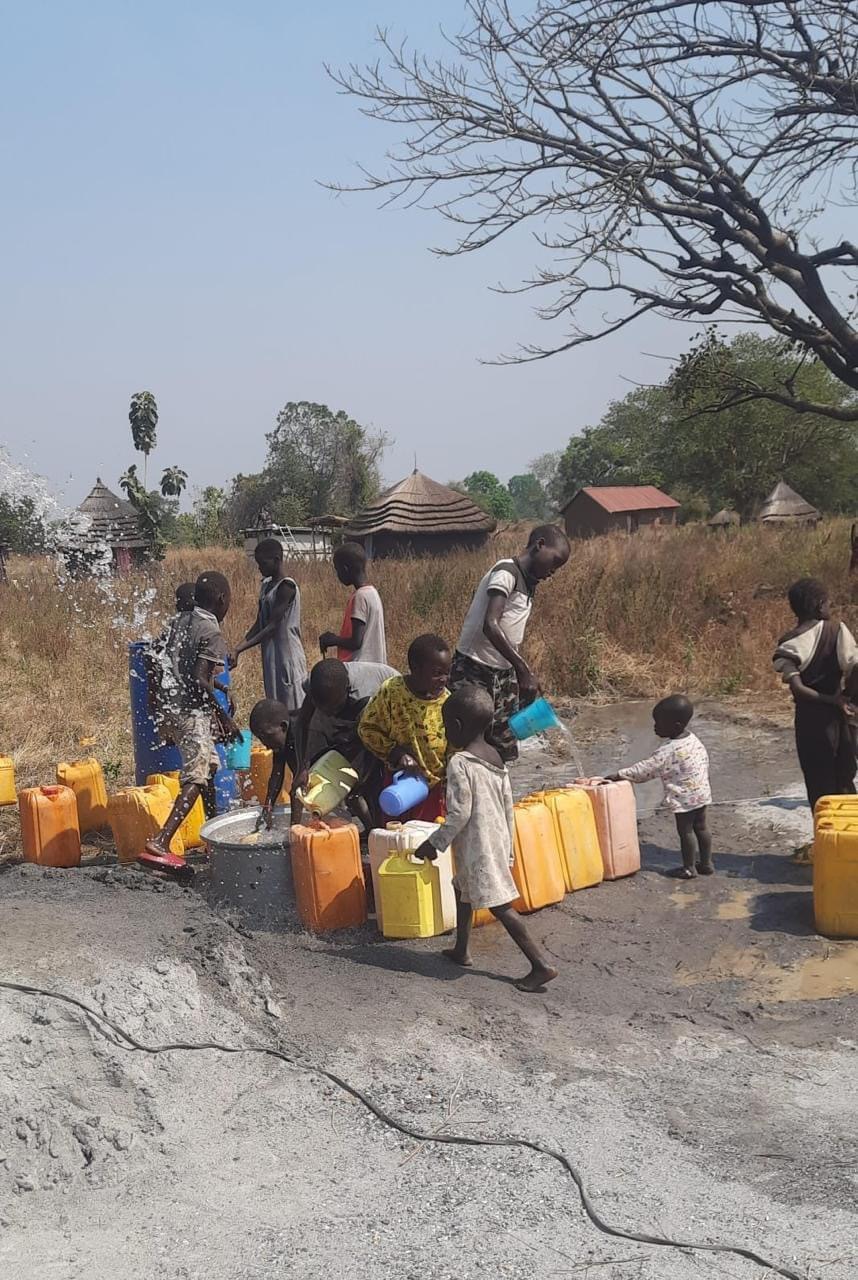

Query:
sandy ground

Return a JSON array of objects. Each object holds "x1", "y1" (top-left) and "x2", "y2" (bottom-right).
[{"x1": 2, "y1": 701, "x2": 858, "y2": 1280}]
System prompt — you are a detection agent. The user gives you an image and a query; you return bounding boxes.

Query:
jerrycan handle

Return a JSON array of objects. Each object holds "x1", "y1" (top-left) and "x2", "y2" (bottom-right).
[{"x1": 40, "y1": 786, "x2": 63, "y2": 800}]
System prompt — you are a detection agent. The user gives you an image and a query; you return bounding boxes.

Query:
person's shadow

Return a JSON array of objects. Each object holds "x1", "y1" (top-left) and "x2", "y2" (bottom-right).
[{"x1": 320, "y1": 939, "x2": 517, "y2": 986}]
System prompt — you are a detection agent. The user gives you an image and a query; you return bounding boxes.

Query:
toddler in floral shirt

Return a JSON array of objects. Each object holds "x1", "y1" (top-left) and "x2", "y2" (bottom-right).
[{"x1": 605, "y1": 694, "x2": 713, "y2": 880}]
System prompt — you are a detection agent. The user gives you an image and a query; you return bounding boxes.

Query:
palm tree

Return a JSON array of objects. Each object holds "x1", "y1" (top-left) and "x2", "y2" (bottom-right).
[
  {"x1": 128, "y1": 392, "x2": 158, "y2": 486},
  {"x1": 160, "y1": 466, "x2": 188, "y2": 499}
]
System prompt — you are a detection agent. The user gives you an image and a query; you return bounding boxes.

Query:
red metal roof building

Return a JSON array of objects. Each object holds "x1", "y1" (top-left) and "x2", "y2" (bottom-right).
[{"x1": 561, "y1": 485, "x2": 680, "y2": 539}]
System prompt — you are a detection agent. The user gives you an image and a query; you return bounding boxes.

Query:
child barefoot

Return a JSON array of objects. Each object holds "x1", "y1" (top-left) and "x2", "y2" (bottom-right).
[
  {"x1": 415, "y1": 685, "x2": 558, "y2": 993},
  {"x1": 605, "y1": 694, "x2": 712, "y2": 880}
]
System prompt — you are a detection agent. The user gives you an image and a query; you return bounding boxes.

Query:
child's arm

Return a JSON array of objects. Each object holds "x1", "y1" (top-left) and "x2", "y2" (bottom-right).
[
  {"x1": 320, "y1": 618, "x2": 365, "y2": 655},
  {"x1": 192, "y1": 657, "x2": 241, "y2": 740},
  {"x1": 482, "y1": 591, "x2": 538, "y2": 704},
  {"x1": 610, "y1": 745, "x2": 670, "y2": 786},
  {"x1": 231, "y1": 581, "x2": 296, "y2": 666}
]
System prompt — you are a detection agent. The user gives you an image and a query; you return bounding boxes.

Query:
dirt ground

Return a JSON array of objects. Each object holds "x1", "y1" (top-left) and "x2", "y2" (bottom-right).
[{"x1": 2, "y1": 701, "x2": 858, "y2": 1280}]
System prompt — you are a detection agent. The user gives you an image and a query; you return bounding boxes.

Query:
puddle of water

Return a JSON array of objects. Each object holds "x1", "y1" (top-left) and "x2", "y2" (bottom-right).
[
  {"x1": 716, "y1": 888, "x2": 754, "y2": 920},
  {"x1": 670, "y1": 886, "x2": 701, "y2": 910},
  {"x1": 680, "y1": 942, "x2": 858, "y2": 1001}
]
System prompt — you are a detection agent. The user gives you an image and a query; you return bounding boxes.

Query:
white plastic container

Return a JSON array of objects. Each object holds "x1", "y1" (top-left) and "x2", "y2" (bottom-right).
[{"x1": 368, "y1": 820, "x2": 455, "y2": 932}]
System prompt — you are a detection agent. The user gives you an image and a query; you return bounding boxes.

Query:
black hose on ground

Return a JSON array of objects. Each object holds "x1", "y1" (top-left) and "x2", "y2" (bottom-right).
[{"x1": 0, "y1": 980, "x2": 805, "y2": 1280}]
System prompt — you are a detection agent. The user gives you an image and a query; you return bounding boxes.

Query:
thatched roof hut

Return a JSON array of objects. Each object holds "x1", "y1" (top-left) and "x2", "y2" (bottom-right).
[
  {"x1": 708, "y1": 508, "x2": 741, "y2": 529},
  {"x1": 345, "y1": 469, "x2": 496, "y2": 557},
  {"x1": 77, "y1": 479, "x2": 151, "y2": 571},
  {"x1": 758, "y1": 481, "x2": 820, "y2": 526}
]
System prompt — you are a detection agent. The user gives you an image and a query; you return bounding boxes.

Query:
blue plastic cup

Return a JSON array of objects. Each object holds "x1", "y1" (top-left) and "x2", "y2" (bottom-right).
[
  {"x1": 379, "y1": 771, "x2": 431, "y2": 818},
  {"x1": 509, "y1": 697, "x2": 561, "y2": 741},
  {"x1": 225, "y1": 729, "x2": 252, "y2": 771}
]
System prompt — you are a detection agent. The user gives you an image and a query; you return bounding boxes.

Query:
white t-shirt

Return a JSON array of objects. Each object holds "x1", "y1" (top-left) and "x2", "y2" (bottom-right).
[
  {"x1": 618, "y1": 732, "x2": 711, "y2": 813},
  {"x1": 346, "y1": 661, "x2": 398, "y2": 700},
  {"x1": 344, "y1": 585, "x2": 387, "y2": 664},
  {"x1": 456, "y1": 560, "x2": 534, "y2": 671}
]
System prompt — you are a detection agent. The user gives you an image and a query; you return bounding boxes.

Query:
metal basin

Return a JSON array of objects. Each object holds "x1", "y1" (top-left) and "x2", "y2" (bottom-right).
[
  {"x1": 200, "y1": 806, "x2": 290, "y2": 853},
  {"x1": 201, "y1": 806, "x2": 294, "y2": 922}
]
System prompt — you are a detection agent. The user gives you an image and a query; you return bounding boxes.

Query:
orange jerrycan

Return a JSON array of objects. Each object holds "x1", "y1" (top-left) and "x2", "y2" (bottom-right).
[
  {"x1": 0, "y1": 755, "x2": 16, "y2": 806},
  {"x1": 56, "y1": 758, "x2": 108, "y2": 834},
  {"x1": 291, "y1": 819, "x2": 366, "y2": 932},
  {"x1": 19, "y1": 785, "x2": 81, "y2": 867},
  {"x1": 535, "y1": 789, "x2": 603, "y2": 892},
  {"x1": 146, "y1": 772, "x2": 205, "y2": 849},
  {"x1": 107, "y1": 784, "x2": 184, "y2": 865},
  {"x1": 814, "y1": 816, "x2": 858, "y2": 938},
  {"x1": 249, "y1": 745, "x2": 292, "y2": 806},
  {"x1": 510, "y1": 799, "x2": 565, "y2": 913},
  {"x1": 574, "y1": 780, "x2": 640, "y2": 880}
]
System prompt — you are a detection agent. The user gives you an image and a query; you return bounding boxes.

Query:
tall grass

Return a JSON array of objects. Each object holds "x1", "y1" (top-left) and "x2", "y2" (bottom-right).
[{"x1": 0, "y1": 520, "x2": 855, "y2": 792}]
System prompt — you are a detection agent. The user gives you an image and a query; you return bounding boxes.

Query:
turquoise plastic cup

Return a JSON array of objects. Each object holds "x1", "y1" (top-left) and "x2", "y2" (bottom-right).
[
  {"x1": 225, "y1": 729, "x2": 252, "y2": 770},
  {"x1": 509, "y1": 697, "x2": 561, "y2": 741}
]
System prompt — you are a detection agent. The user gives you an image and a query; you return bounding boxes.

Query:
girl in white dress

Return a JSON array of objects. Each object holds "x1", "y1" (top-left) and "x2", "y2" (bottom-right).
[{"x1": 416, "y1": 684, "x2": 558, "y2": 992}]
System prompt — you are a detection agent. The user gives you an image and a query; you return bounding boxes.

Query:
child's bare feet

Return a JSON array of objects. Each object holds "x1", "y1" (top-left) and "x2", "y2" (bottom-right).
[
  {"x1": 515, "y1": 964, "x2": 558, "y2": 993},
  {"x1": 696, "y1": 861, "x2": 715, "y2": 876},
  {"x1": 442, "y1": 947, "x2": 474, "y2": 968}
]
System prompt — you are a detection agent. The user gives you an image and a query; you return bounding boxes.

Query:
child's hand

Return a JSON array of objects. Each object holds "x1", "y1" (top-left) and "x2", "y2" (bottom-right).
[
  {"x1": 414, "y1": 840, "x2": 438, "y2": 862},
  {"x1": 390, "y1": 746, "x2": 420, "y2": 773},
  {"x1": 319, "y1": 631, "x2": 340, "y2": 654}
]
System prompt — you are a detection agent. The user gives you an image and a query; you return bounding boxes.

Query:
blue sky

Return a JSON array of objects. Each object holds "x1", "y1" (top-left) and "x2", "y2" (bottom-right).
[{"x1": 0, "y1": 0, "x2": 684, "y2": 508}]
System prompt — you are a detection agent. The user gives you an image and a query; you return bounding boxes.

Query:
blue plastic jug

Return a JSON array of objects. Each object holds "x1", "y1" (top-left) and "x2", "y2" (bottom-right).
[
  {"x1": 379, "y1": 771, "x2": 430, "y2": 818},
  {"x1": 509, "y1": 697, "x2": 561, "y2": 741},
  {"x1": 225, "y1": 729, "x2": 252, "y2": 770}
]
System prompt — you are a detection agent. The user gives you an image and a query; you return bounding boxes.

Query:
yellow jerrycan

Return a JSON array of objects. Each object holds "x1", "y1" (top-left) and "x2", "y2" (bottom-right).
[
  {"x1": 249, "y1": 745, "x2": 292, "y2": 806},
  {"x1": 814, "y1": 815, "x2": 858, "y2": 938},
  {"x1": 378, "y1": 851, "x2": 442, "y2": 939},
  {"x1": 107, "y1": 784, "x2": 184, "y2": 865},
  {"x1": 146, "y1": 772, "x2": 205, "y2": 849},
  {"x1": 56, "y1": 758, "x2": 109, "y2": 834},
  {"x1": 0, "y1": 755, "x2": 16, "y2": 806},
  {"x1": 533, "y1": 788, "x2": 603, "y2": 892},
  {"x1": 511, "y1": 798, "x2": 566, "y2": 913},
  {"x1": 297, "y1": 750, "x2": 358, "y2": 817}
]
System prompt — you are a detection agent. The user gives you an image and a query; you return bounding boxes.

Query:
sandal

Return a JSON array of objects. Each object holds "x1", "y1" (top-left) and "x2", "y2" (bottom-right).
[
  {"x1": 696, "y1": 862, "x2": 715, "y2": 876},
  {"x1": 667, "y1": 866, "x2": 696, "y2": 879}
]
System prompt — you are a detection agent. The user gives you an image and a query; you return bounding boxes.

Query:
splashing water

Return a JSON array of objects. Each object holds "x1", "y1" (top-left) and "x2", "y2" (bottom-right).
[{"x1": 0, "y1": 447, "x2": 162, "y2": 640}]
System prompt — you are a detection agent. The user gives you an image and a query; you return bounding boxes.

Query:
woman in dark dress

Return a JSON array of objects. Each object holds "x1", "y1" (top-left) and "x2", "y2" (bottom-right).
[{"x1": 773, "y1": 578, "x2": 858, "y2": 814}]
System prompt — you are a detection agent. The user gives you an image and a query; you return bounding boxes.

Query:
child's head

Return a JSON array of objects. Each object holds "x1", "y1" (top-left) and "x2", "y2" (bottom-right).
[
  {"x1": 442, "y1": 683, "x2": 494, "y2": 750},
  {"x1": 254, "y1": 537, "x2": 284, "y2": 580},
  {"x1": 195, "y1": 571, "x2": 231, "y2": 622},
  {"x1": 309, "y1": 658, "x2": 352, "y2": 715},
  {"x1": 249, "y1": 698, "x2": 290, "y2": 753},
  {"x1": 653, "y1": 694, "x2": 694, "y2": 740},
  {"x1": 175, "y1": 582, "x2": 196, "y2": 613},
  {"x1": 787, "y1": 577, "x2": 830, "y2": 623},
  {"x1": 332, "y1": 541, "x2": 367, "y2": 587},
  {"x1": 407, "y1": 633, "x2": 452, "y2": 698},
  {"x1": 523, "y1": 524, "x2": 571, "y2": 581}
]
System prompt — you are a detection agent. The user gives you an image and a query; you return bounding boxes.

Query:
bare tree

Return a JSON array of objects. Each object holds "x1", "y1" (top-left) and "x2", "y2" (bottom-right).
[{"x1": 332, "y1": 0, "x2": 858, "y2": 419}]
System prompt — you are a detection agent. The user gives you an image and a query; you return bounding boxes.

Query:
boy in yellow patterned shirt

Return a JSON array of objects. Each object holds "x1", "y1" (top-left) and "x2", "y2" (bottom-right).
[{"x1": 358, "y1": 634, "x2": 451, "y2": 822}]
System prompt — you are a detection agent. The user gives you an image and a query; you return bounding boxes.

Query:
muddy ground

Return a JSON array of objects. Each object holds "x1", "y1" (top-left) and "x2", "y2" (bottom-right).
[{"x1": 2, "y1": 701, "x2": 858, "y2": 1280}]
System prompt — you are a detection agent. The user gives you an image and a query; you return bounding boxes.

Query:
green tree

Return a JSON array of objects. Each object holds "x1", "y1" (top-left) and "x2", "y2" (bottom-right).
[
  {"x1": 159, "y1": 466, "x2": 188, "y2": 498},
  {"x1": 128, "y1": 392, "x2": 158, "y2": 486},
  {"x1": 462, "y1": 471, "x2": 516, "y2": 521},
  {"x1": 508, "y1": 473, "x2": 548, "y2": 520},
  {"x1": 0, "y1": 493, "x2": 47, "y2": 553},
  {"x1": 556, "y1": 334, "x2": 858, "y2": 518},
  {"x1": 529, "y1": 451, "x2": 562, "y2": 511},
  {"x1": 224, "y1": 403, "x2": 389, "y2": 531}
]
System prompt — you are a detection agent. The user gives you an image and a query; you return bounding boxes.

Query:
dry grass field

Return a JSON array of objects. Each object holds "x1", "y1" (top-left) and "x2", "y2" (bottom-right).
[{"x1": 1, "y1": 520, "x2": 855, "y2": 792}]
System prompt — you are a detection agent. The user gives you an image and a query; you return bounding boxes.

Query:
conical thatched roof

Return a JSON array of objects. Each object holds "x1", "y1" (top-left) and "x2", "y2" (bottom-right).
[
  {"x1": 346, "y1": 470, "x2": 497, "y2": 538},
  {"x1": 77, "y1": 478, "x2": 151, "y2": 548},
  {"x1": 708, "y1": 508, "x2": 740, "y2": 527},
  {"x1": 758, "y1": 481, "x2": 820, "y2": 524}
]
